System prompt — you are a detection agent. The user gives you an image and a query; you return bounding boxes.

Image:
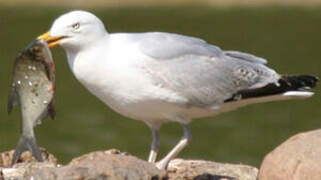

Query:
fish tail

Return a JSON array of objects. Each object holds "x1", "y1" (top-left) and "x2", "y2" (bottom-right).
[{"x1": 12, "y1": 135, "x2": 43, "y2": 165}]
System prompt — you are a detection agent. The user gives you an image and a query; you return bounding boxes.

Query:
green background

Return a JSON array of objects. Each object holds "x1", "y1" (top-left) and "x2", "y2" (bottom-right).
[{"x1": 0, "y1": 6, "x2": 320, "y2": 167}]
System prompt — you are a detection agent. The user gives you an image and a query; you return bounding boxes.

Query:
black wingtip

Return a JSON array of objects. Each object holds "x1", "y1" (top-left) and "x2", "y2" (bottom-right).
[
  {"x1": 281, "y1": 75, "x2": 319, "y2": 89},
  {"x1": 225, "y1": 74, "x2": 318, "y2": 102},
  {"x1": 12, "y1": 135, "x2": 43, "y2": 165}
]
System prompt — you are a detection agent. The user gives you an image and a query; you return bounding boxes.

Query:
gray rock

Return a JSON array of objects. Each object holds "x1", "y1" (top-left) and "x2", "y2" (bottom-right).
[{"x1": 259, "y1": 129, "x2": 321, "y2": 180}]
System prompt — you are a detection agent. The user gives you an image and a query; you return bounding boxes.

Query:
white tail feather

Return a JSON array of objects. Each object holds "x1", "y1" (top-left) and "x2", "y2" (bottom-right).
[
  {"x1": 282, "y1": 91, "x2": 314, "y2": 98},
  {"x1": 217, "y1": 91, "x2": 314, "y2": 114}
]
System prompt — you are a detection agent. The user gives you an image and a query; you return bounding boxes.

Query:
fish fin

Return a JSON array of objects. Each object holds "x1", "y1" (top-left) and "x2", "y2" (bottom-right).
[
  {"x1": 12, "y1": 135, "x2": 43, "y2": 165},
  {"x1": 8, "y1": 86, "x2": 19, "y2": 114},
  {"x1": 46, "y1": 62, "x2": 55, "y2": 82},
  {"x1": 48, "y1": 100, "x2": 56, "y2": 120},
  {"x1": 35, "y1": 99, "x2": 55, "y2": 125}
]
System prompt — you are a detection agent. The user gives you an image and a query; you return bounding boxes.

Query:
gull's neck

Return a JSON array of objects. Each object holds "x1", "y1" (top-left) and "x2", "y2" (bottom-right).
[
  {"x1": 66, "y1": 50, "x2": 77, "y2": 71},
  {"x1": 64, "y1": 34, "x2": 109, "y2": 71}
]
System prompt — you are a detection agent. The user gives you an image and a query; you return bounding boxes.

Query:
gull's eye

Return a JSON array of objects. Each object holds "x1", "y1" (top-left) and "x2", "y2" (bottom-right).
[{"x1": 72, "y1": 23, "x2": 80, "y2": 29}]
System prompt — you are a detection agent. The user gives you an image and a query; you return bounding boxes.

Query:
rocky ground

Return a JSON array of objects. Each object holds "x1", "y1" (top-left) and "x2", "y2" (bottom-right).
[{"x1": 1, "y1": 129, "x2": 321, "y2": 180}]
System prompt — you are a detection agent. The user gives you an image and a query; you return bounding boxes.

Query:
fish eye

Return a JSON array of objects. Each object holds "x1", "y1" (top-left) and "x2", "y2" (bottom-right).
[{"x1": 72, "y1": 23, "x2": 80, "y2": 29}]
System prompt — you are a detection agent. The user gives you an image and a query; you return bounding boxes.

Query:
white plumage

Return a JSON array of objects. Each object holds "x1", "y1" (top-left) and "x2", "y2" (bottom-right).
[{"x1": 41, "y1": 10, "x2": 317, "y2": 169}]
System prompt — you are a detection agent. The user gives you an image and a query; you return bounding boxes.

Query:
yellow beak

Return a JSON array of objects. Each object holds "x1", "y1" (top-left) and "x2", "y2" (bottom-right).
[{"x1": 37, "y1": 31, "x2": 65, "y2": 48}]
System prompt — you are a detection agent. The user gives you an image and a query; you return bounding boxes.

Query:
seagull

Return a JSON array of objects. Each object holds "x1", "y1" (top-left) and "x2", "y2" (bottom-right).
[{"x1": 38, "y1": 10, "x2": 318, "y2": 169}]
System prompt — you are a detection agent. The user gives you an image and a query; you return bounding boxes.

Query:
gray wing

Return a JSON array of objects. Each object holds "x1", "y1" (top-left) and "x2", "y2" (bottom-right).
[
  {"x1": 129, "y1": 32, "x2": 222, "y2": 59},
  {"x1": 131, "y1": 32, "x2": 267, "y2": 64},
  {"x1": 132, "y1": 32, "x2": 279, "y2": 108},
  {"x1": 224, "y1": 50, "x2": 267, "y2": 64}
]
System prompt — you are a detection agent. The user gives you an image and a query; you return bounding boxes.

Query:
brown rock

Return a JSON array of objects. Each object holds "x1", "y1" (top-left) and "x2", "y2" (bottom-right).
[
  {"x1": 25, "y1": 149, "x2": 167, "y2": 180},
  {"x1": 0, "y1": 148, "x2": 57, "y2": 168},
  {"x1": 259, "y1": 129, "x2": 321, "y2": 180},
  {"x1": 167, "y1": 159, "x2": 258, "y2": 180}
]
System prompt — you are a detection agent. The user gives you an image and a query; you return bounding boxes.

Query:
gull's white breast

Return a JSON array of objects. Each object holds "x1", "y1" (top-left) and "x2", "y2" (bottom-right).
[{"x1": 67, "y1": 35, "x2": 189, "y2": 124}]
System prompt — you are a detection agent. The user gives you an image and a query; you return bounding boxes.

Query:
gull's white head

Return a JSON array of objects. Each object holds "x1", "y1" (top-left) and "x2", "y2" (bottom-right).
[{"x1": 38, "y1": 10, "x2": 107, "y2": 51}]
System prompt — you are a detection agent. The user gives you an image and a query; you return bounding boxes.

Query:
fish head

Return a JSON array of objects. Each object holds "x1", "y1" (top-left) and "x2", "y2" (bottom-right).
[
  {"x1": 38, "y1": 10, "x2": 107, "y2": 51},
  {"x1": 21, "y1": 39, "x2": 55, "y2": 82},
  {"x1": 26, "y1": 40, "x2": 53, "y2": 62}
]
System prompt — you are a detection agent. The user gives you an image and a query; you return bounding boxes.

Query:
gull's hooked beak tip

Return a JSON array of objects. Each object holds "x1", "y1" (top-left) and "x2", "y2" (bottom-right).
[{"x1": 37, "y1": 31, "x2": 65, "y2": 48}]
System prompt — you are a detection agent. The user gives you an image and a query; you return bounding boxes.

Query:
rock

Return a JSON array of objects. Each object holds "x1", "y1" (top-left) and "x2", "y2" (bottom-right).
[
  {"x1": 0, "y1": 148, "x2": 58, "y2": 180},
  {"x1": 259, "y1": 129, "x2": 321, "y2": 180},
  {"x1": 0, "y1": 148, "x2": 57, "y2": 168},
  {"x1": 1, "y1": 148, "x2": 260, "y2": 180},
  {"x1": 167, "y1": 159, "x2": 258, "y2": 180},
  {"x1": 24, "y1": 149, "x2": 167, "y2": 180},
  {"x1": 2, "y1": 162, "x2": 57, "y2": 180}
]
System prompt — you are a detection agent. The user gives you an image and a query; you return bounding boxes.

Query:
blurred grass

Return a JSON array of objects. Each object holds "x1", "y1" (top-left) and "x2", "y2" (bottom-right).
[
  {"x1": 0, "y1": 6, "x2": 320, "y2": 167},
  {"x1": 1, "y1": 0, "x2": 321, "y2": 7}
]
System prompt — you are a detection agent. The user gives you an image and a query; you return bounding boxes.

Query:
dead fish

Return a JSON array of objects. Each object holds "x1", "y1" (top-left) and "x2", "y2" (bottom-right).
[{"x1": 8, "y1": 39, "x2": 55, "y2": 164}]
